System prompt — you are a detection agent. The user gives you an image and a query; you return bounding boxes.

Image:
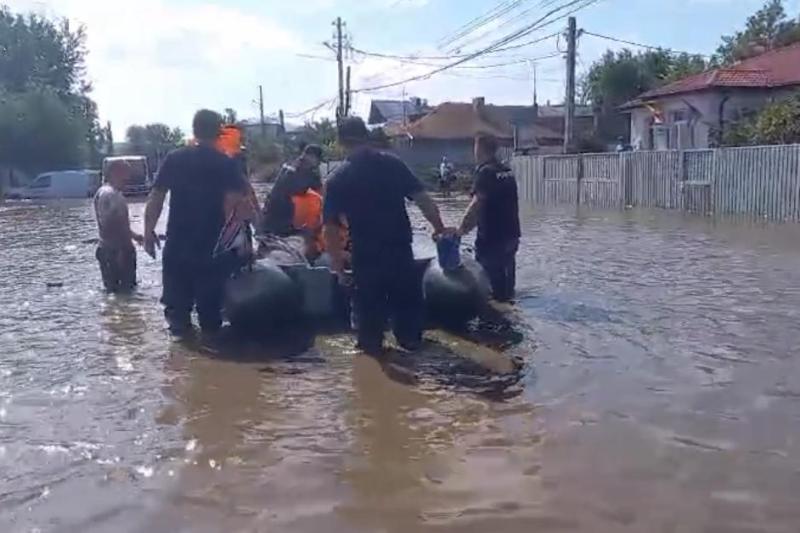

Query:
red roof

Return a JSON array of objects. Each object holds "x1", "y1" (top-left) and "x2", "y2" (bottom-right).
[
  {"x1": 387, "y1": 102, "x2": 562, "y2": 141},
  {"x1": 624, "y1": 43, "x2": 800, "y2": 107}
]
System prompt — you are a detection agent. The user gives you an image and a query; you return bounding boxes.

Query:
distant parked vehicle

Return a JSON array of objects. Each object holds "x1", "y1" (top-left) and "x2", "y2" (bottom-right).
[
  {"x1": 19, "y1": 170, "x2": 98, "y2": 199},
  {"x1": 102, "y1": 156, "x2": 150, "y2": 196}
]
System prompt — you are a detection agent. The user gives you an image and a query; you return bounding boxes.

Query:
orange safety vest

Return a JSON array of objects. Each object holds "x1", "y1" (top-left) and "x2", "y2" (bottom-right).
[
  {"x1": 292, "y1": 190, "x2": 325, "y2": 255},
  {"x1": 216, "y1": 126, "x2": 242, "y2": 157}
]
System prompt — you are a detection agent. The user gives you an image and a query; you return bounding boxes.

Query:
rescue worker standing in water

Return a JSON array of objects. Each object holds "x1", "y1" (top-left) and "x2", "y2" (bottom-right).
[
  {"x1": 260, "y1": 145, "x2": 323, "y2": 236},
  {"x1": 458, "y1": 134, "x2": 521, "y2": 303},
  {"x1": 143, "y1": 109, "x2": 247, "y2": 336},
  {"x1": 323, "y1": 117, "x2": 453, "y2": 355}
]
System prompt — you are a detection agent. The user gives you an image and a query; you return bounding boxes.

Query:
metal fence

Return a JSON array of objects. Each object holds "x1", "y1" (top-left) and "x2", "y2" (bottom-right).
[{"x1": 511, "y1": 144, "x2": 800, "y2": 221}]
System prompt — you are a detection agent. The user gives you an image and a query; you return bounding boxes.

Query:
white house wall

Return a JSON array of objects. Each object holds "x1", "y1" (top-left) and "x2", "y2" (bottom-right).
[{"x1": 629, "y1": 87, "x2": 799, "y2": 150}]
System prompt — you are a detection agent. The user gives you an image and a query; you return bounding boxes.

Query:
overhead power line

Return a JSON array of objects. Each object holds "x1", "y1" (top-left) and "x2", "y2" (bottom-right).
[
  {"x1": 353, "y1": 0, "x2": 598, "y2": 94},
  {"x1": 583, "y1": 31, "x2": 710, "y2": 58},
  {"x1": 349, "y1": 32, "x2": 560, "y2": 62},
  {"x1": 350, "y1": 51, "x2": 561, "y2": 69},
  {"x1": 284, "y1": 97, "x2": 337, "y2": 119},
  {"x1": 438, "y1": 0, "x2": 526, "y2": 50}
]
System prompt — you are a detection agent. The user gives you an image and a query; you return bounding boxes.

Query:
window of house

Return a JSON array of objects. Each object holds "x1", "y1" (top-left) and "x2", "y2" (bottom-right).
[
  {"x1": 669, "y1": 110, "x2": 688, "y2": 123},
  {"x1": 31, "y1": 175, "x2": 52, "y2": 188}
]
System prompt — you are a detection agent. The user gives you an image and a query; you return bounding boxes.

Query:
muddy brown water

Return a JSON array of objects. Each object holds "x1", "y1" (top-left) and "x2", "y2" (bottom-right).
[{"x1": 2, "y1": 194, "x2": 800, "y2": 533}]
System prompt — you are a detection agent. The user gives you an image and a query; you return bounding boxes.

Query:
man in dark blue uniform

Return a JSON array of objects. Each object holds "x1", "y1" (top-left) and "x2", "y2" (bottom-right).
[
  {"x1": 323, "y1": 117, "x2": 451, "y2": 355},
  {"x1": 143, "y1": 109, "x2": 247, "y2": 336},
  {"x1": 458, "y1": 135, "x2": 521, "y2": 303}
]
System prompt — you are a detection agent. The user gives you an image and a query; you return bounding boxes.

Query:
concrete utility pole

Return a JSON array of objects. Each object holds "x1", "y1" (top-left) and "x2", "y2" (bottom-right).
[
  {"x1": 564, "y1": 16, "x2": 577, "y2": 153},
  {"x1": 345, "y1": 65, "x2": 352, "y2": 117},
  {"x1": 335, "y1": 17, "x2": 345, "y2": 121},
  {"x1": 259, "y1": 85, "x2": 266, "y2": 137}
]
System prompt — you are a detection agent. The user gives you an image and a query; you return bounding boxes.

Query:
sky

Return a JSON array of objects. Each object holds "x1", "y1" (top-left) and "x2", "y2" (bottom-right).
[{"x1": 5, "y1": 0, "x2": 800, "y2": 137}]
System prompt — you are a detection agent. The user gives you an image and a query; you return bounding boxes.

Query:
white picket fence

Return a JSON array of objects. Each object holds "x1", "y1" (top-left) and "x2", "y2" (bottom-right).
[{"x1": 512, "y1": 145, "x2": 800, "y2": 221}]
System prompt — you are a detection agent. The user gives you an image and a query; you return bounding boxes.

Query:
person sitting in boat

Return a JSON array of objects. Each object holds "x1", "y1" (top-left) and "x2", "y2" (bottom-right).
[{"x1": 260, "y1": 145, "x2": 324, "y2": 237}]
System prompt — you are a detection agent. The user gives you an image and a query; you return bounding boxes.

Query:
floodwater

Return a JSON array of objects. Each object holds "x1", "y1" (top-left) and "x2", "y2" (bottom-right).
[{"x1": 2, "y1": 194, "x2": 800, "y2": 533}]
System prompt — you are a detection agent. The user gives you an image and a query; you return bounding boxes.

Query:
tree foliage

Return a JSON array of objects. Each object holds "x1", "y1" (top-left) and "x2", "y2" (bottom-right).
[
  {"x1": 0, "y1": 88, "x2": 89, "y2": 174},
  {"x1": 125, "y1": 123, "x2": 185, "y2": 165},
  {"x1": 723, "y1": 92, "x2": 800, "y2": 146},
  {"x1": 0, "y1": 6, "x2": 101, "y2": 174},
  {"x1": 581, "y1": 49, "x2": 707, "y2": 112},
  {"x1": 714, "y1": 0, "x2": 800, "y2": 65},
  {"x1": 581, "y1": 0, "x2": 800, "y2": 119}
]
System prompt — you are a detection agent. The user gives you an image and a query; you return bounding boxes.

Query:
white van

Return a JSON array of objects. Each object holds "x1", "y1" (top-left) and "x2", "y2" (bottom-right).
[{"x1": 22, "y1": 170, "x2": 98, "y2": 199}]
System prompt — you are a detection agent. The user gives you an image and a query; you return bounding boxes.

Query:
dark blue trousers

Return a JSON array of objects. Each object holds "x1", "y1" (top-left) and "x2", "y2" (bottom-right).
[
  {"x1": 476, "y1": 239, "x2": 519, "y2": 303},
  {"x1": 352, "y1": 245, "x2": 423, "y2": 352},
  {"x1": 161, "y1": 245, "x2": 231, "y2": 333}
]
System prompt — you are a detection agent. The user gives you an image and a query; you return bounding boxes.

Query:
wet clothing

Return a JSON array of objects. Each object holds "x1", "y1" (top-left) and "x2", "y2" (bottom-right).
[
  {"x1": 153, "y1": 144, "x2": 246, "y2": 332},
  {"x1": 162, "y1": 245, "x2": 232, "y2": 333},
  {"x1": 352, "y1": 247, "x2": 423, "y2": 352},
  {"x1": 93, "y1": 185, "x2": 136, "y2": 292},
  {"x1": 476, "y1": 239, "x2": 518, "y2": 303},
  {"x1": 95, "y1": 245, "x2": 136, "y2": 293},
  {"x1": 323, "y1": 148, "x2": 425, "y2": 351},
  {"x1": 261, "y1": 161, "x2": 320, "y2": 236},
  {"x1": 473, "y1": 159, "x2": 521, "y2": 302}
]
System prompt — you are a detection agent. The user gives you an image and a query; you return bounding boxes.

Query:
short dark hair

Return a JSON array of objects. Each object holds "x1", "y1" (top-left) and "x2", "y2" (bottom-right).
[
  {"x1": 193, "y1": 109, "x2": 223, "y2": 141},
  {"x1": 302, "y1": 144, "x2": 324, "y2": 160},
  {"x1": 475, "y1": 134, "x2": 499, "y2": 156},
  {"x1": 337, "y1": 116, "x2": 369, "y2": 145}
]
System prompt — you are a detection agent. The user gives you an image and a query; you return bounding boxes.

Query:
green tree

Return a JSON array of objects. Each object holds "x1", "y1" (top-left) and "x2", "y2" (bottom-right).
[
  {"x1": 714, "y1": 0, "x2": 800, "y2": 64},
  {"x1": 581, "y1": 49, "x2": 705, "y2": 113},
  {"x1": 223, "y1": 108, "x2": 238, "y2": 124},
  {"x1": 0, "y1": 6, "x2": 100, "y2": 173},
  {"x1": 723, "y1": 92, "x2": 800, "y2": 145},
  {"x1": 125, "y1": 123, "x2": 184, "y2": 167},
  {"x1": 0, "y1": 88, "x2": 89, "y2": 174}
]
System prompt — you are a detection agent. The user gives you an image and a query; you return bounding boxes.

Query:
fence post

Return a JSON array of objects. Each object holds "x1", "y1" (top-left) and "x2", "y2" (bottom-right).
[
  {"x1": 620, "y1": 152, "x2": 629, "y2": 208},
  {"x1": 676, "y1": 150, "x2": 685, "y2": 210},
  {"x1": 576, "y1": 154, "x2": 584, "y2": 207}
]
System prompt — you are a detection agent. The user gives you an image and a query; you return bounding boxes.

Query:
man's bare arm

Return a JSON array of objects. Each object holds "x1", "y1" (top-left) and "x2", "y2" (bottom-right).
[
  {"x1": 324, "y1": 221, "x2": 346, "y2": 274},
  {"x1": 410, "y1": 190, "x2": 446, "y2": 235},
  {"x1": 458, "y1": 194, "x2": 484, "y2": 236},
  {"x1": 144, "y1": 188, "x2": 166, "y2": 236},
  {"x1": 143, "y1": 188, "x2": 167, "y2": 257}
]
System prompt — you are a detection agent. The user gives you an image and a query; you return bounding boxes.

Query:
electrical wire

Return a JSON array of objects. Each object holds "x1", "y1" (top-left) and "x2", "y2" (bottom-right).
[
  {"x1": 284, "y1": 97, "x2": 338, "y2": 119},
  {"x1": 348, "y1": 32, "x2": 560, "y2": 61},
  {"x1": 353, "y1": 0, "x2": 598, "y2": 94},
  {"x1": 438, "y1": 0, "x2": 526, "y2": 49},
  {"x1": 583, "y1": 31, "x2": 709, "y2": 57},
  {"x1": 349, "y1": 51, "x2": 561, "y2": 70}
]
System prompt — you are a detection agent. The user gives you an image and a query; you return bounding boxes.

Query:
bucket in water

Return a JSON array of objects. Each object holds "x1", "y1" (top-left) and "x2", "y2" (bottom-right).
[{"x1": 436, "y1": 234, "x2": 462, "y2": 272}]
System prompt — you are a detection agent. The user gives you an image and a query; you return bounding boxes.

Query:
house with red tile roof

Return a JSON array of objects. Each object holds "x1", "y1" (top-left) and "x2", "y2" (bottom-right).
[{"x1": 621, "y1": 43, "x2": 800, "y2": 150}]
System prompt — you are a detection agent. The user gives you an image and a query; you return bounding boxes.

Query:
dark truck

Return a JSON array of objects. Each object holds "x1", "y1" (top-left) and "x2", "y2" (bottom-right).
[{"x1": 102, "y1": 156, "x2": 151, "y2": 196}]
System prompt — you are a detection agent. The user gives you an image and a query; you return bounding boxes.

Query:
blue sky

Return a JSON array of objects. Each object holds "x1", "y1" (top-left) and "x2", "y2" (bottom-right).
[{"x1": 5, "y1": 0, "x2": 800, "y2": 136}]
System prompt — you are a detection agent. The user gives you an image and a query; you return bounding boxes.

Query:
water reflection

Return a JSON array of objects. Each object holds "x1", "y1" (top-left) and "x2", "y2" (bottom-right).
[{"x1": 3, "y1": 197, "x2": 800, "y2": 532}]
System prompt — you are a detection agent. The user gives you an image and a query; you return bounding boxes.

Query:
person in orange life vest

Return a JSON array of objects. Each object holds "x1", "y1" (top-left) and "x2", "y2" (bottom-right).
[{"x1": 291, "y1": 188, "x2": 325, "y2": 261}]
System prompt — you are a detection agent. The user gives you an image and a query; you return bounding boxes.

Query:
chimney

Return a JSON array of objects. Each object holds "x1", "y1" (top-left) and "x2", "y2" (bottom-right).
[{"x1": 472, "y1": 97, "x2": 485, "y2": 112}]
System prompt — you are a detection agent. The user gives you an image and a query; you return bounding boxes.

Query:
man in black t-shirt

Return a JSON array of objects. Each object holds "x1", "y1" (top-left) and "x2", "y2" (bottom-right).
[
  {"x1": 323, "y1": 117, "x2": 452, "y2": 355},
  {"x1": 259, "y1": 144, "x2": 323, "y2": 236},
  {"x1": 143, "y1": 109, "x2": 246, "y2": 335},
  {"x1": 458, "y1": 135, "x2": 521, "y2": 302}
]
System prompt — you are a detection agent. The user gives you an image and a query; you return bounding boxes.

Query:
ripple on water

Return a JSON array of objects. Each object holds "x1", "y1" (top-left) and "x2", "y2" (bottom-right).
[{"x1": 2, "y1": 200, "x2": 800, "y2": 531}]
